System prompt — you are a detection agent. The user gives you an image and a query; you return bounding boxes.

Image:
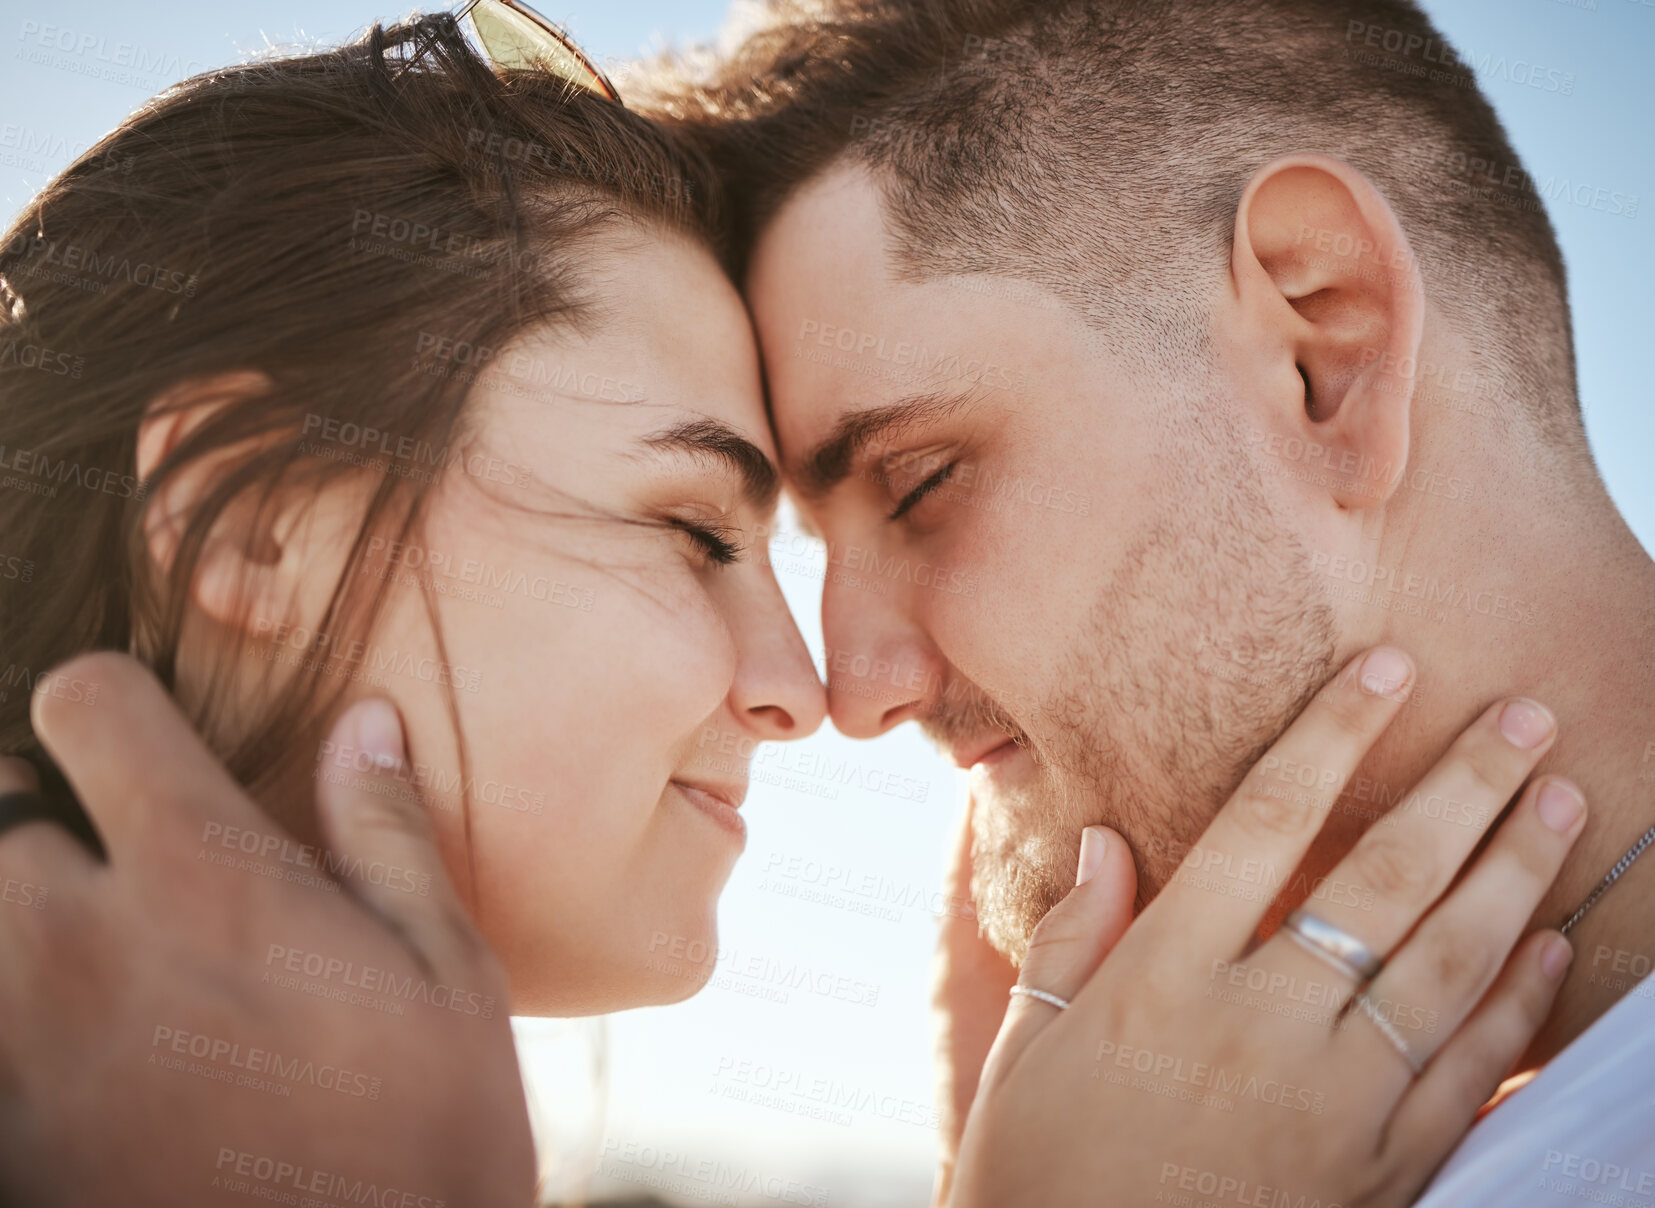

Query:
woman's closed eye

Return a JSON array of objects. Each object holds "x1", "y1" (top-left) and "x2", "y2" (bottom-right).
[{"x1": 668, "y1": 516, "x2": 744, "y2": 566}]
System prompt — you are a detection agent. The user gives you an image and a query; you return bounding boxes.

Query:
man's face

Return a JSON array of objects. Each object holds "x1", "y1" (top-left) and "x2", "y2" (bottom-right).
[{"x1": 748, "y1": 165, "x2": 1339, "y2": 961}]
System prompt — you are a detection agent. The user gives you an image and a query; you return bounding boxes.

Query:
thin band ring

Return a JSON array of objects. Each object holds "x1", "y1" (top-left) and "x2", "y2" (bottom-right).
[
  {"x1": 0, "y1": 790, "x2": 54, "y2": 836},
  {"x1": 1346, "y1": 992, "x2": 1425, "y2": 1076},
  {"x1": 1009, "y1": 985, "x2": 1071, "y2": 1011},
  {"x1": 0, "y1": 789, "x2": 102, "y2": 854},
  {"x1": 1282, "y1": 908, "x2": 1384, "y2": 983}
]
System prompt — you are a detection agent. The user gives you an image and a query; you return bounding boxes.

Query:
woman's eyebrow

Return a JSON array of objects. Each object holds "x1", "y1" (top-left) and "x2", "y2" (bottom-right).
[{"x1": 637, "y1": 418, "x2": 781, "y2": 510}]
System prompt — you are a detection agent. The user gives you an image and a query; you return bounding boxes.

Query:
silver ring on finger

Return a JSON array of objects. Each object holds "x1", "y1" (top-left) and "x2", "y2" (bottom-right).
[
  {"x1": 1009, "y1": 985, "x2": 1071, "y2": 1011},
  {"x1": 1345, "y1": 992, "x2": 1426, "y2": 1076},
  {"x1": 1282, "y1": 908, "x2": 1384, "y2": 983}
]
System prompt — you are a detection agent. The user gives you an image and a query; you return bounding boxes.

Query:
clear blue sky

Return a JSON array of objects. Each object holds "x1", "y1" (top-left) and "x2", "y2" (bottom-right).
[{"x1": 2, "y1": 2, "x2": 1650, "y2": 1204}]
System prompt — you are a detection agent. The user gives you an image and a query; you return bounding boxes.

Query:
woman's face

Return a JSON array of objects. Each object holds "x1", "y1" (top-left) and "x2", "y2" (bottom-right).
[{"x1": 275, "y1": 229, "x2": 824, "y2": 1014}]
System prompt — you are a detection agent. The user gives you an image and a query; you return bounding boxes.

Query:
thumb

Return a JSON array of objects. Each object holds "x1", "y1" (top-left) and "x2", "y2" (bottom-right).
[
  {"x1": 980, "y1": 826, "x2": 1137, "y2": 1083},
  {"x1": 314, "y1": 697, "x2": 477, "y2": 975}
]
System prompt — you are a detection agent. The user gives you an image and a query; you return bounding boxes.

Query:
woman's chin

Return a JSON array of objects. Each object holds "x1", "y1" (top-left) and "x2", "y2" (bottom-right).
[
  {"x1": 502, "y1": 918, "x2": 724, "y2": 1017},
  {"x1": 508, "y1": 965, "x2": 717, "y2": 1017}
]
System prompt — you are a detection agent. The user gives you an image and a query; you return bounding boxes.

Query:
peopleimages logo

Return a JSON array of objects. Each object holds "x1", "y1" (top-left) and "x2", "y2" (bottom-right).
[
  {"x1": 0, "y1": 554, "x2": 34, "y2": 583},
  {"x1": 794, "y1": 318, "x2": 1021, "y2": 391},
  {"x1": 598, "y1": 1138, "x2": 829, "y2": 1207},
  {"x1": 1092, "y1": 1040, "x2": 1327, "y2": 1116},
  {"x1": 414, "y1": 329, "x2": 648, "y2": 404},
  {"x1": 212, "y1": 1147, "x2": 446, "y2": 1207},
  {"x1": 0, "y1": 122, "x2": 132, "y2": 173},
  {"x1": 1159, "y1": 1164, "x2": 1344, "y2": 1208},
  {"x1": 712, "y1": 1055, "x2": 941, "y2": 1131},
  {"x1": 263, "y1": 944, "x2": 496, "y2": 1018},
  {"x1": 350, "y1": 209, "x2": 538, "y2": 273},
  {"x1": 1309, "y1": 552, "x2": 1540, "y2": 627},
  {"x1": 0, "y1": 336, "x2": 82, "y2": 378},
  {"x1": 200, "y1": 819, "x2": 432, "y2": 896},
  {"x1": 1343, "y1": 20, "x2": 1576, "y2": 96},
  {"x1": 251, "y1": 617, "x2": 484, "y2": 694},
  {"x1": 299, "y1": 411, "x2": 534, "y2": 491},
  {"x1": 150, "y1": 1025, "x2": 382, "y2": 1099},
  {"x1": 646, "y1": 932, "x2": 881, "y2": 1008},
  {"x1": 1540, "y1": 1150, "x2": 1655, "y2": 1197},
  {"x1": 696, "y1": 729, "x2": 932, "y2": 803},
  {"x1": 1, "y1": 231, "x2": 197, "y2": 296},
  {"x1": 0, "y1": 664, "x2": 99, "y2": 707},
  {"x1": 1439, "y1": 150, "x2": 1639, "y2": 220},
  {"x1": 16, "y1": 20, "x2": 211, "y2": 78},
  {"x1": 757, "y1": 852, "x2": 970, "y2": 920},
  {"x1": 364, "y1": 536, "x2": 595, "y2": 613}
]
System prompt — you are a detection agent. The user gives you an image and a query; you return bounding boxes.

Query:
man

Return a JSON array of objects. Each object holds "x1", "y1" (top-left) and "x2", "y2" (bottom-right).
[
  {"x1": 0, "y1": 0, "x2": 1649, "y2": 1203},
  {"x1": 659, "y1": 0, "x2": 1655, "y2": 1197}
]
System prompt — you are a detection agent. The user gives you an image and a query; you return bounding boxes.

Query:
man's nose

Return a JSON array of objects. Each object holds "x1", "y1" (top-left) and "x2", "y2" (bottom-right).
[{"x1": 820, "y1": 575, "x2": 946, "y2": 739}]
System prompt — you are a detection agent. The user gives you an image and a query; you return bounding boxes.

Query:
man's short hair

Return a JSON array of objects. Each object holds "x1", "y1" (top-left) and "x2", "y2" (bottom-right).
[{"x1": 650, "y1": 0, "x2": 1582, "y2": 448}]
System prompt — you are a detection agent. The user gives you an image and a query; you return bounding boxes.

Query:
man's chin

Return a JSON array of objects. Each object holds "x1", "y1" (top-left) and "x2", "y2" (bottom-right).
[
  {"x1": 976, "y1": 898, "x2": 1048, "y2": 968},
  {"x1": 973, "y1": 836, "x2": 1172, "y2": 966},
  {"x1": 970, "y1": 837, "x2": 1075, "y2": 967}
]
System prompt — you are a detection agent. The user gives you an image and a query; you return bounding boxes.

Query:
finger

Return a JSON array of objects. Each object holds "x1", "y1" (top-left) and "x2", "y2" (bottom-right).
[
  {"x1": 1145, "y1": 647, "x2": 1414, "y2": 958},
  {"x1": 1380, "y1": 929, "x2": 1570, "y2": 1192},
  {"x1": 1344, "y1": 775, "x2": 1584, "y2": 1072},
  {"x1": 29, "y1": 651, "x2": 269, "y2": 866},
  {"x1": 1273, "y1": 697, "x2": 1557, "y2": 988},
  {"x1": 980, "y1": 827, "x2": 1136, "y2": 1083},
  {"x1": 314, "y1": 697, "x2": 483, "y2": 976}
]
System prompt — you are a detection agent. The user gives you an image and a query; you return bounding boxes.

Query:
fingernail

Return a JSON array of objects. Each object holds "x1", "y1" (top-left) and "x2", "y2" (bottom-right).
[
  {"x1": 1499, "y1": 698, "x2": 1555, "y2": 750},
  {"x1": 1536, "y1": 779, "x2": 1585, "y2": 833},
  {"x1": 347, "y1": 698, "x2": 405, "y2": 772},
  {"x1": 1359, "y1": 647, "x2": 1413, "y2": 698},
  {"x1": 1077, "y1": 827, "x2": 1108, "y2": 886},
  {"x1": 1541, "y1": 935, "x2": 1574, "y2": 981}
]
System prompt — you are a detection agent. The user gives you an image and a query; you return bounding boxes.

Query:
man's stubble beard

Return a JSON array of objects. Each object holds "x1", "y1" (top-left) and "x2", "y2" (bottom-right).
[{"x1": 969, "y1": 416, "x2": 1339, "y2": 965}]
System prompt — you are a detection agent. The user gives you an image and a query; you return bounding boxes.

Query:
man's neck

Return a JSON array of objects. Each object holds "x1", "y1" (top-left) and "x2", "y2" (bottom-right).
[{"x1": 1353, "y1": 473, "x2": 1655, "y2": 1070}]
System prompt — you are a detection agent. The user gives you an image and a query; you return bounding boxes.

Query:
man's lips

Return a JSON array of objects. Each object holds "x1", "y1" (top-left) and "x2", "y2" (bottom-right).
[{"x1": 949, "y1": 736, "x2": 1019, "y2": 770}]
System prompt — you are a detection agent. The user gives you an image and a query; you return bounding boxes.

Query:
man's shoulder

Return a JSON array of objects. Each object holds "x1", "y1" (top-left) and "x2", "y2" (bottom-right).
[{"x1": 1415, "y1": 973, "x2": 1655, "y2": 1207}]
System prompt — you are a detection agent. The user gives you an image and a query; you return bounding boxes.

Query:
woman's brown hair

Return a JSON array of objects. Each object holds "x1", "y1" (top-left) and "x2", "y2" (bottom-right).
[{"x1": 0, "y1": 14, "x2": 723, "y2": 827}]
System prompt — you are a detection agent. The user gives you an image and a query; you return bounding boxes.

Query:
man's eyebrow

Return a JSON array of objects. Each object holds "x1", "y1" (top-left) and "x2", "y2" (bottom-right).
[
  {"x1": 791, "y1": 390, "x2": 976, "y2": 501},
  {"x1": 638, "y1": 418, "x2": 781, "y2": 510}
]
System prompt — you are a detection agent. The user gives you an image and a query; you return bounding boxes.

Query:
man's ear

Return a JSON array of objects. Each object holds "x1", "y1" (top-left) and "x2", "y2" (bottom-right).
[
  {"x1": 1229, "y1": 153, "x2": 1424, "y2": 510},
  {"x1": 136, "y1": 371, "x2": 308, "y2": 634}
]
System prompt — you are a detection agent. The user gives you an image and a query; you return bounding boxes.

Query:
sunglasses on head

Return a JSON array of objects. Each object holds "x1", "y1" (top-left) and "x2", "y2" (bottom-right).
[{"x1": 401, "y1": 0, "x2": 623, "y2": 105}]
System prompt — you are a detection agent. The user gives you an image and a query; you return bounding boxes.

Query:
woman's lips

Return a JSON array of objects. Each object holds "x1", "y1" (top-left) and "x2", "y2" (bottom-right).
[{"x1": 671, "y1": 780, "x2": 748, "y2": 842}]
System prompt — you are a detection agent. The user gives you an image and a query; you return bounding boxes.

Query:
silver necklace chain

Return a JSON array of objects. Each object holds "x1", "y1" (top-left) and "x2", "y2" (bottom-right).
[{"x1": 1559, "y1": 818, "x2": 1655, "y2": 937}]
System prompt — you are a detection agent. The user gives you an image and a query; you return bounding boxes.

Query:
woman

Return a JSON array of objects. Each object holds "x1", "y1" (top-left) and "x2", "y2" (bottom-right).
[
  {"x1": 1, "y1": 10, "x2": 829, "y2": 1018},
  {"x1": 0, "y1": 10, "x2": 1584, "y2": 1206}
]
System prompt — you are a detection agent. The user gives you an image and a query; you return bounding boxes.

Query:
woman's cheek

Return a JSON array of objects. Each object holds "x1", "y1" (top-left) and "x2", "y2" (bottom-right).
[{"x1": 636, "y1": 585, "x2": 738, "y2": 732}]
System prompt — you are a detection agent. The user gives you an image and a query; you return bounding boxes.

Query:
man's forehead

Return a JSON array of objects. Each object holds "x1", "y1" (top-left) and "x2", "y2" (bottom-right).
[
  {"x1": 744, "y1": 164, "x2": 902, "y2": 470},
  {"x1": 749, "y1": 160, "x2": 893, "y2": 300}
]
